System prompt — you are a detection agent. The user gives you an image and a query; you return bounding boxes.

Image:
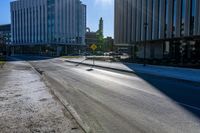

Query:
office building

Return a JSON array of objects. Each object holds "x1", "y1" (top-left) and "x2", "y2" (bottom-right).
[
  {"x1": 0, "y1": 24, "x2": 11, "y2": 45},
  {"x1": 115, "y1": 0, "x2": 200, "y2": 62},
  {"x1": 10, "y1": 0, "x2": 86, "y2": 55},
  {"x1": 0, "y1": 36, "x2": 6, "y2": 54},
  {"x1": 104, "y1": 37, "x2": 114, "y2": 52},
  {"x1": 85, "y1": 18, "x2": 105, "y2": 51},
  {"x1": 85, "y1": 28, "x2": 99, "y2": 47}
]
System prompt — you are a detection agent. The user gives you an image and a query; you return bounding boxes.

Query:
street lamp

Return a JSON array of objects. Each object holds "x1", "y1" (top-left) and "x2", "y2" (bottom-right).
[{"x1": 143, "y1": 23, "x2": 148, "y2": 66}]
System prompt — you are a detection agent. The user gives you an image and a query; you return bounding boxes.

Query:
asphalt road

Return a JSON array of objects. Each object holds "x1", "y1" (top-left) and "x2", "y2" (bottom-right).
[{"x1": 12, "y1": 56, "x2": 200, "y2": 133}]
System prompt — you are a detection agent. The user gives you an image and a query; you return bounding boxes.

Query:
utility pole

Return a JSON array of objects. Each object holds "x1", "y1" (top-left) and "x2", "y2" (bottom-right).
[{"x1": 143, "y1": 23, "x2": 148, "y2": 66}]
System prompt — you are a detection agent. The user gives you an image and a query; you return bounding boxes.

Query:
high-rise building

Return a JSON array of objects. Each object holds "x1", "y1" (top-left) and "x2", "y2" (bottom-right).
[
  {"x1": 114, "y1": 0, "x2": 200, "y2": 61},
  {"x1": 10, "y1": 0, "x2": 86, "y2": 55}
]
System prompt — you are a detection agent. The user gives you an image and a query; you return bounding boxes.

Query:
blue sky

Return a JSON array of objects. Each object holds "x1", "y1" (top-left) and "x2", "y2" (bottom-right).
[{"x1": 0, "y1": 0, "x2": 114, "y2": 37}]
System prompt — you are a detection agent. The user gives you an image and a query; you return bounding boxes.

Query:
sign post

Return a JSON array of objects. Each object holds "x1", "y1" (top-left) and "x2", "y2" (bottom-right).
[{"x1": 90, "y1": 44, "x2": 97, "y2": 67}]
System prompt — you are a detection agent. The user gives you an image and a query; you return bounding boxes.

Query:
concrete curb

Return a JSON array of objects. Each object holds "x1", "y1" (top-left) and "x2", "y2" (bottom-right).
[
  {"x1": 65, "y1": 60, "x2": 134, "y2": 73},
  {"x1": 42, "y1": 73, "x2": 92, "y2": 133},
  {"x1": 30, "y1": 64, "x2": 92, "y2": 133},
  {"x1": 65, "y1": 60, "x2": 200, "y2": 84}
]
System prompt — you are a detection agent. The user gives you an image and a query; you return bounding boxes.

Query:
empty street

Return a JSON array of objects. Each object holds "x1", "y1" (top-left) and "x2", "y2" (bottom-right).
[{"x1": 9, "y1": 56, "x2": 200, "y2": 133}]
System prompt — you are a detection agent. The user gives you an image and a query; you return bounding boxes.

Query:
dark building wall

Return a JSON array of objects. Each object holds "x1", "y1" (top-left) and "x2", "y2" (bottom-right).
[
  {"x1": 114, "y1": 0, "x2": 200, "y2": 61},
  {"x1": 103, "y1": 37, "x2": 114, "y2": 52},
  {"x1": 0, "y1": 24, "x2": 11, "y2": 45},
  {"x1": 115, "y1": 0, "x2": 200, "y2": 44},
  {"x1": 0, "y1": 37, "x2": 7, "y2": 56}
]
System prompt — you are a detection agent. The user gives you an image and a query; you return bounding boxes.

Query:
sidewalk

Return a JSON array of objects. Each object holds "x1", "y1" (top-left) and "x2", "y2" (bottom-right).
[
  {"x1": 0, "y1": 60, "x2": 83, "y2": 133},
  {"x1": 63, "y1": 57, "x2": 200, "y2": 83}
]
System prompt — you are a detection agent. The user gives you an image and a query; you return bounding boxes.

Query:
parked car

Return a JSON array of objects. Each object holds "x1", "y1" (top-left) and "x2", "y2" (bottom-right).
[
  {"x1": 104, "y1": 52, "x2": 122, "y2": 56},
  {"x1": 96, "y1": 51, "x2": 104, "y2": 56}
]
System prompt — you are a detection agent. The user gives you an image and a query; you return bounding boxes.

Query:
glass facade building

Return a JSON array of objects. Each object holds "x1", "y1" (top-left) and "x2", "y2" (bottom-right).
[
  {"x1": 10, "y1": 0, "x2": 86, "y2": 46},
  {"x1": 115, "y1": 0, "x2": 200, "y2": 60}
]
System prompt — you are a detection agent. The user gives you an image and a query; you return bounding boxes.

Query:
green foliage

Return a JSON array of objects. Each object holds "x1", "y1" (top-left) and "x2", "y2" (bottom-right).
[
  {"x1": 62, "y1": 56, "x2": 81, "y2": 59},
  {"x1": 0, "y1": 57, "x2": 5, "y2": 68}
]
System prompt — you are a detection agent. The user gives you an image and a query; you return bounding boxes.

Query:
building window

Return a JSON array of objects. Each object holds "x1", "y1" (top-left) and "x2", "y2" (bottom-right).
[
  {"x1": 47, "y1": 0, "x2": 55, "y2": 42},
  {"x1": 43, "y1": 5, "x2": 46, "y2": 42},
  {"x1": 30, "y1": 8, "x2": 32, "y2": 42},
  {"x1": 152, "y1": 0, "x2": 154, "y2": 39},
  {"x1": 190, "y1": 0, "x2": 195, "y2": 35},
  {"x1": 181, "y1": 0, "x2": 186, "y2": 36},
  {"x1": 152, "y1": 0, "x2": 160, "y2": 39},
  {"x1": 165, "y1": 0, "x2": 168, "y2": 38},
  {"x1": 157, "y1": 0, "x2": 160, "y2": 38},
  {"x1": 172, "y1": 0, "x2": 176, "y2": 37}
]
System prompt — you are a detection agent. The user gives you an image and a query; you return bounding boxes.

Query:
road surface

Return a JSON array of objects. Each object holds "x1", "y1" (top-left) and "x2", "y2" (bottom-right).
[{"x1": 15, "y1": 56, "x2": 200, "y2": 133}]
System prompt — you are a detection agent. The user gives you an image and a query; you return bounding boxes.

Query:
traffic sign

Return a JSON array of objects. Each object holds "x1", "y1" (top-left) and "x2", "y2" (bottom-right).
[{"x1": 90, "y1": 44, "x2": 97, "y2": 51}]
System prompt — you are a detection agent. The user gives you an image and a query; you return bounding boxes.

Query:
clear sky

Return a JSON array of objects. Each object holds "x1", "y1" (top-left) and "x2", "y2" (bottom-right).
[{"x1": 0, "y1": 0, "x2": 114, "y2": 37}]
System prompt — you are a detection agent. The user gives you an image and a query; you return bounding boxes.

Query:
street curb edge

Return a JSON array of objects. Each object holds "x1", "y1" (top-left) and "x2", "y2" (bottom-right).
[{"x1": 29, "y1": 63, "x2": 92, "y2": 133}]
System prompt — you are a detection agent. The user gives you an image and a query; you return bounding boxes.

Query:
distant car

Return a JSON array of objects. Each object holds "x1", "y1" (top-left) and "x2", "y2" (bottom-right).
[
  {"x1": 104, "y1": 52, "x2": 119, "y2": 56},
  {"x1": 122, "y1": 53, "x2": 129, "y2": 56},
  {"x1": 96, "y1": 51, "x2": 104, "y2": 56},
  {"x1": 104, "y1": 52, "x2": 109, "y2": 56},
  {"x1": 115, "y1": 52, "x2": 123, "y2": 56}
]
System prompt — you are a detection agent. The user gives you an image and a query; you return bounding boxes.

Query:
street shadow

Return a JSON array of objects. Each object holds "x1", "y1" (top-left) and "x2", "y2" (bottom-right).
[
  {"x1": 4, "y1": 55, "x2": 200, "y2": 119},
  {"x1": 86, "y1": 68, "x2": 94, "y2": 71},
  {"x1": 74, "y1": 58, "x2": 87, "y2": 67},
  {"x1": 123, "y1": 63, "x2": 200, "y2": 119}
]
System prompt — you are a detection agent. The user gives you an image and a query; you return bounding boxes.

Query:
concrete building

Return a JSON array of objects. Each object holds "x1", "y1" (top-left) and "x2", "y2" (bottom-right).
[
  {"x1": 85, "y1": 18, "x2": 104, "y2": 51},
  {"x1": 10, "y1": 0, "x2": 86, "y2": 56},
  {"x1": 0, "y1": 36, "x2": 6, "y2": 56},
  {"x1": 0, "y1": 37, "x2": 5, "y2": 49},
  {"x1": 85, "y1": 28, "x2": 99, "y2": 48},
  {"x1": 114, "y1": 0, "x2": 200, "y2": 62},
  {"x1": 103, "y1": 37, "x2": 114, "y2": 52},
  {"x1": 0, "y1": 24, "x2": 11, "y2": 45}
]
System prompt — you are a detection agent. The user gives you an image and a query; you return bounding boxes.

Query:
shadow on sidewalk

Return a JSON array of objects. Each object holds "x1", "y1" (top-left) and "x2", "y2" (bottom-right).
[
  {"x1": 6, "y1": 56, "x2": 200, "y2": 121},
  {"x1": 124, "y1": 63, "x2": 200, "y2": 120}
]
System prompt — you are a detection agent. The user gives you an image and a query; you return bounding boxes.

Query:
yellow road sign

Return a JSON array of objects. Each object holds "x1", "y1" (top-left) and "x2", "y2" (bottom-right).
[{"x1": 90, "y1": 44, "x2": 97, "y2": 51}]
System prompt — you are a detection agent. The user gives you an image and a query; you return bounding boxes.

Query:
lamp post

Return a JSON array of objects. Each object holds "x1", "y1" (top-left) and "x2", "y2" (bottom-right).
[{"x1": 143, "y1": 23, "x2": 148, "y2": 66}]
